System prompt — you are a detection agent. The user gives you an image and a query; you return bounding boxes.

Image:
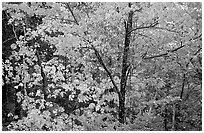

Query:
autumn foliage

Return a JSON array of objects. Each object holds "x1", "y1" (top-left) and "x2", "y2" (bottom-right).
[{"x1": 2, "y1": 2, "x2": 202, "y2": 131}]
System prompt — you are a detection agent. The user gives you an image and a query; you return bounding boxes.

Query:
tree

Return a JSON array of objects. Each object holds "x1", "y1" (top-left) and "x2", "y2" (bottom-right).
[{"x1": 2, "y1": 2, "x2": 202, "y2": 131}]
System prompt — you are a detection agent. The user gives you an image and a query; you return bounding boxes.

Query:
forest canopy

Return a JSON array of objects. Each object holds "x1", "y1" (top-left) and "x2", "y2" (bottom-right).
[{"x1": 2, "y1": 2, "x2": 202, "y2": 131}]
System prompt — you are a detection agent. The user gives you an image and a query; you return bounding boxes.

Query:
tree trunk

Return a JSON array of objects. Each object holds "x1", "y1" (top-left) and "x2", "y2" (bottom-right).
[{"x1": 119, "y1": 3, "x2": 133, "y2": 123}]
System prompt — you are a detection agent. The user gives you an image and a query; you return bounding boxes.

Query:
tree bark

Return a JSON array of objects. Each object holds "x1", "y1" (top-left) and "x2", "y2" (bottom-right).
[{"x1": 119, "y1": 3, "x2": 133, "y2": 123}]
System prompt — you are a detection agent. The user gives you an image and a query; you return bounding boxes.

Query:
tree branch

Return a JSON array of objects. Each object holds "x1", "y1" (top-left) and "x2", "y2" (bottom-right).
[
  {"x1": 90, "y1": 44, "x2": 121, "y2": 97},
  {"x1": 180, "y1": 73, "x2": 186, "y2": 99},
  {"x1": 128, "y1": 21, "x2": 159, "y2": 35},
  {"x1": 143, "y1": 43, "x2": 185, "y2": 60},
  {"x1": 185, "y1": 47, "x2": 202, "y2": 68},
  {"x1": 129, "y1": 23, "x2": 182, "y2": 36},
  {"x1": 152, "y1": 27, "x2": 180, "y2": 34},
  {"x1": 190, "y1": 34, "x2": 202, "y2": 41},
  {"x1": 2, "y1": 37, "x2": 16, "y2": 44},
  {"x1": 73, "y1": 28, "x2": 121, "y2": 96},
  {"x1": 142, "y1": 32, "x2": 201, "y2": 60},
  {"x1": 5, "y1": 12, "x2": 19, "y2": 41},
  {"x1": 67, "y1": 3, "x2": 79, "y2": 25}
]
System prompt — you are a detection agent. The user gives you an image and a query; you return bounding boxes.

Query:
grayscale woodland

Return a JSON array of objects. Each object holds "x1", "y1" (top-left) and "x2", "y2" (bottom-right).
[{"x1": 2, "y1": 2, "x2": 202, "y2": 131}]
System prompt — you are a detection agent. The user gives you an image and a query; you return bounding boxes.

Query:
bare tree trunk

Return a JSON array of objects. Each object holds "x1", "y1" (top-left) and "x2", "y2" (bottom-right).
[{"x1": 119, "y1": 3, "x2": 133, "y2": 123}]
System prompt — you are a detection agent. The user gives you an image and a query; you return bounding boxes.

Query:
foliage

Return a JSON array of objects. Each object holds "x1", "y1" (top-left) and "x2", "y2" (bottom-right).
[{"x1": 2, "y1": 2, "x2": 202, "y2": 131}]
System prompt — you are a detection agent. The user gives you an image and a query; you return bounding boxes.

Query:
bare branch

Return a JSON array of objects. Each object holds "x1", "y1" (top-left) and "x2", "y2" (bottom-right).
[
  {"x1": 80, "y1": 37, "x2": 121, "y2": 97},
  {"x1": 66, "y1": 3, "x2": 79, "y2": 25},
  {"x1": 12, "y1": 24, "x2": 19, "y2": 41},
  {"x1": 2, "y1": 37, "x2": 16, "y2": 44},
  {"x1": 5, "y1": 12, "x2": 19, "y2": 41},
  {"x1": 91, "y1": 44, "x2": 121, "y2": 97},
  {"x1": 129, "y1": 23, "x2": 182, "y2": 36},
  {"x1": 144, "y1": 42, "x2": 185, "y2": 60},
  {"x1": 152, "y1": 27, "x2": 180, "y2": 34},
  {"x1": 128, "y1": 21, "x2": 159, "y2": 35},
  {"x1": 141, "y1": 31, "x2": 201, "y2": 60},
  {"x1": 190, "y1": 34, "x2": 202, "y2": 41},
  {"x1": 185, "y1": 47, "x2": 202, "y2": 68},
  {"x1": 180, "y1": 73, "x2": 186, "y2": 99}
]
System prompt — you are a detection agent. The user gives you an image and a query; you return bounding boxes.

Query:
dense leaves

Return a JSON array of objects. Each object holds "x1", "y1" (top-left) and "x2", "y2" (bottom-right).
[{"x1": 2, "y1": 2, "x2": 202, "y2": 131}]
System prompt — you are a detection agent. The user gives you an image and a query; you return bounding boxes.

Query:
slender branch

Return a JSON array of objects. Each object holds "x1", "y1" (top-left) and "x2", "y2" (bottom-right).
[
  {"x1": 185, "y1": 47, "x2": 202, "y2": 68},
  {"x1": 72, "y1": 25, "x2": 121, "y2": 96},
  {"x1": 75, "y1": 32, "x2": 121, "y2": 96},
  {"x1": 91, "y1": 44, "x2": 121, "y2": 97},
  {"x1": 190, "y1": 34, "x2": 202, "y2": 41},
  {"x1": 5, "y1": 12, "x2": 19, "y2": 41},
  {"x1": 143, "y1": 32, "x2": 201, "y2": 60},
  {"x1": 133, "y1": 7, "x2": 142, "y2": 13},
  {"x1": 129, "y1": 23, "x2": 182, "y2": 36},
  {"x1": 64, "y1": 4, "x2": 120, "y2": 94},
  {"x1": 128, "y1": 22, "x2": 159, "y2": 35},
  {"x1": 2, "y1": 37, "x2": 16, "y2": 44},
  {"x1": 152, "y1": 27, "x2": 180, "y2": 34},
  {"x1": 12, "y1": 24, "x2": 19, "y2": 41},
  {"x1": 67, "y1": 3, "x2": 79, "y2": 25},
  {"x1": 177, "y1": 46, "x2": 201, "y2": 100},
  {"x1": 143, "y1": 52, "x2": 167, "y2": 60},
  {"x1": 180, "y1": 73, "x2": 186, "y2": 99},
  {"x1": 144, "y1": 43, "x2": 185, "y2": 60}
]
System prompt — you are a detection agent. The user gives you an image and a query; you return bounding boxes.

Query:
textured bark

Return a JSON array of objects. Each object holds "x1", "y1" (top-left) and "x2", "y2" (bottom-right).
[{"x1": 119, "y1": 3, "x2": 133, "y2": 123}]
